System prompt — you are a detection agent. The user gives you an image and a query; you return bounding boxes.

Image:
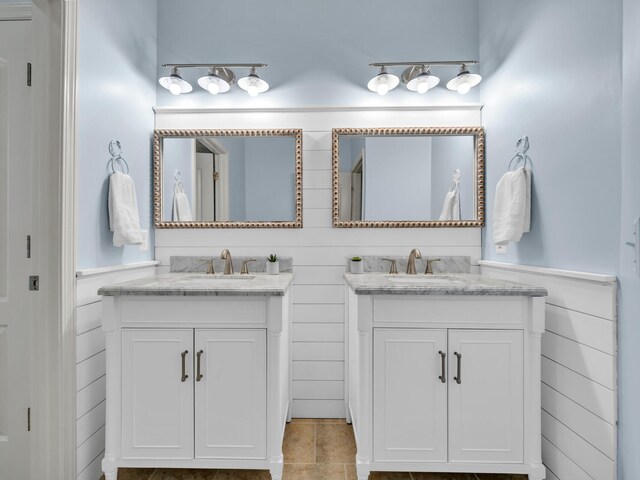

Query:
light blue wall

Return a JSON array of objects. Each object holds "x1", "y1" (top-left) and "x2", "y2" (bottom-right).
[
  {"x1": 619, "y1": 0, "x2": 640, "y2": 477},
  {"x1": 161, "y1": 138, "x2": 194, "y2": 221},
  {"x1": 76, "y1": 0, "x2": 157, "y2": 269},
  {"x1": 364, "y1": 137, "x2": 431, "y2": 221},
  {"x1": 156, "y1": 0, "x2": 480, "y2": 108},
  {"x1": 479, "y1": 2, "x2": 635, "y2": 478},
  {"x1": 479, "y1": 0, "x2": 622, "y2": 273},
  {"x1": 244, "y1": 137, "x2": 296, "y2": 221},
  {"x1": 223, "y1": 137, "x2": 246, "y2": 221}
]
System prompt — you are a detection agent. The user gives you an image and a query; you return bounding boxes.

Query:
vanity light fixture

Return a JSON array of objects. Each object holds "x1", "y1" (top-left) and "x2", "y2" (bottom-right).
[
  {"x1": 406, "y1": 66, "x2": 440, "y2": 94},
  {"x1": 446, "y1": 64, "x2": 482, "y2": 95},
  {"x1": 368, "y1": 61, "x2": 480, "y2": 95},
  {"x1": 158, "y1": 67, "x2": 193, "y2": 96},
  {"x1": 160, "y1": 63, "x2": 268, "y2": 96},
  {"x1": 238, "y1": 67, "x2": 270, "y2": 97},
  {"x1": 367, "y1": 66, "x2": 400, "y2": 96},
  {"x1": 197, "y1": 67, "x2": 233, "y2": 95}
]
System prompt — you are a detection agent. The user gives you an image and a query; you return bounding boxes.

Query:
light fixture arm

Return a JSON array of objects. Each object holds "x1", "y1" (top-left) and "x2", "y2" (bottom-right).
[
  {"x1": 369, "y1": 60, "x2": 478, "y2": 68},
  {"x1": 162, "y1": 63, "x2": 267, "y2": 69}
]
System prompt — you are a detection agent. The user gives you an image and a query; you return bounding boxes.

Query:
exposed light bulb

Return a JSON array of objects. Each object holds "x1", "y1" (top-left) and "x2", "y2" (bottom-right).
[
  {"x1": 376, "y1": 80, "x2": 390, "y2": 96},
  {"x1": 457, "y1": 82, "x2": 471, "y2": 95},
  {"x1": 169, "y1": 79, "x2": 182, "y2": 96},
  {"x1": 416, "y1": 79, "x2": 430, "y2": 94},
  {"x1": 247, "y1": 81, "x2": 260, "y2": 97},
  {"x1": 207, "y1": 82, "x2": 220, "y2": 95}
]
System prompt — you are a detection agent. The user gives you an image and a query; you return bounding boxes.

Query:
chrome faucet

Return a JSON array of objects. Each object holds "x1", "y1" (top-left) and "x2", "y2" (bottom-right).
[
  {"x1": 220, "y1": 249, "x2": 234, "y2": 275},
  {"x1": 406, "y1": 248, "x2": 422, "y2": 275}
]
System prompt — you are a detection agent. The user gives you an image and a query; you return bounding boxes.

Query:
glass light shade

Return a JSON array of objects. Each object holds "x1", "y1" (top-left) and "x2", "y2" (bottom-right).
[
  {"x1": 159, "y1": 71, "x2": 193, "y2": 96},
  {"x1": 367, "y1": 70, "x2": 400, "y2": 96},
  {"x1": 446, "y1": 69, "x2": 482, "y2": 95},
  {"x1": 238, "y1": 71, "x2": 269, "y2": 97},
  {"x1": 197, "y1": 72, "x2": 231, "y2": 95},
  {"x1": 406, "y1": 71, "x2": 440, "y2": 94}
]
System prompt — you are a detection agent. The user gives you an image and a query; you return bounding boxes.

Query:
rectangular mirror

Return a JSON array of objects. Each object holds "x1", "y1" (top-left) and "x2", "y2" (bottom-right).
[
  {"x1": 332, "y1": 127, "x2": 484, "y2": 228},
  {"x1": 153, "y1": 129, "x2": 302, "y2": 228}
]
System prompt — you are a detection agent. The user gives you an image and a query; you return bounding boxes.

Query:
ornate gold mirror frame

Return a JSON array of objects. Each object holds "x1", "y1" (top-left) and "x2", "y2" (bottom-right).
[
  {"x1": 332, "y1": 126, "x2": 485, "y2": 228},
  {"x1": 153, "y1": 129, "x2": 303, "y2": 229}
]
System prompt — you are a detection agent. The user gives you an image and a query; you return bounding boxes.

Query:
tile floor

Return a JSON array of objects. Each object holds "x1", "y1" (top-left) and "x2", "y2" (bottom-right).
[{"x1": 100, "y1": 419, "x2": 528, "y2": 480}]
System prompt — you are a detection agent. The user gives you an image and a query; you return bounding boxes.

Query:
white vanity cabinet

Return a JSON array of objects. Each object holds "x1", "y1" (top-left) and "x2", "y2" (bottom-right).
[
  {"x1": 373, "y1": 329, "x2": 524, "y2": 465},
  {"x1": 121, "y1": 328, "x2": 267, "y2": 461},
  {"x1": 99, "y1": 274, "x2": 293, "y2": 480},
  {"x1": 345, "y1": 275, "x2": 547, "y2": 480}
]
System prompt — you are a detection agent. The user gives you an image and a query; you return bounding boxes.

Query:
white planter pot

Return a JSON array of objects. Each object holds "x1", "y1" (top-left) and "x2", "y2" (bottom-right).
[
  {"x1": 351, "y1": 260, "x2": 364, "y2": 274},
  {"x1": 266, "y1": 261, "x2": 279, "y2": 275}
]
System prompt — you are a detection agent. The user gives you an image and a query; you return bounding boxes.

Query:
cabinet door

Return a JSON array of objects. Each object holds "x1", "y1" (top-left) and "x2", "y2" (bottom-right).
[
  {"x1": 195, "y1": 329, "x2": 267, "y2": 459},
  {"x1": 122, "y1": 329, "x2": 194, "y2": 459},
  {"x1": 448, "y1": 330, "x2": 524, "y2": 463},
  {"x1": 373, "y1": 329, "x2": 447, "y2": 462}
]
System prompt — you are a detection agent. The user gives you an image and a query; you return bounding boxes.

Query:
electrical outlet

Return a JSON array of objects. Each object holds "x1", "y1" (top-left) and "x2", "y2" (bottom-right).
[
  {"x1": 139, "y1": 230, "x2": 149, "y2": 252},
  {"x1": 496, "y1": 244, "x2": 508, "y2": 254}
]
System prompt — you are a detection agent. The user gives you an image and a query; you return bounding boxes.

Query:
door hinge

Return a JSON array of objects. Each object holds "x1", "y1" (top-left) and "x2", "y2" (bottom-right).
[
  {"x1": 27, "y1": 235, "x2": 31, "y2": 258},
  {"x1": 27, "y1": 63, "x2": 32, "y2": 87},
  {"x1": 29, "y1": 275, "x2": 39, "y2": 291},
  {"x1": 213, "y1": 171, "x2": 219, "y2": 182},
  {"x1": 27, "y1": 408, "x2": 31, "y2": 432}
]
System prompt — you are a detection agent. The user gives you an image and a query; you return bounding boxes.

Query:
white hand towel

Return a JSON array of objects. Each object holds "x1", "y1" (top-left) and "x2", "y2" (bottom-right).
[
  {"x1": 523, "y1": 167, "x2": 532, "y2": 233},
  {"x1": 439, "y1": 190, "x2": 461, "y2": 221},
  {"x1": 108, "y1": 171, "x2": 143, "y2": 247},
  {"x1": 172, "y1": 182, "x2": 193, "y2": 222},
  {"x1": 493, "y1": 167, "x2": 528, "y2": 245}
]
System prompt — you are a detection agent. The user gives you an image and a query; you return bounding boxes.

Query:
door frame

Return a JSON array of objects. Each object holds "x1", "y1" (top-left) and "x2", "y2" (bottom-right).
[{"x1": 60, "y1": 0, "x2": 78, "y2": 478}]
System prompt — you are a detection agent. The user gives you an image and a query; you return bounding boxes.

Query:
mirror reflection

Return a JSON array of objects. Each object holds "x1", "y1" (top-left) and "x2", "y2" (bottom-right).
[
  {"x1": 333, "y1": 128, "x2": 484, "y2": 227},
  {"x1": 154, "y1": 130, "x2": 302, "y2": 228}
]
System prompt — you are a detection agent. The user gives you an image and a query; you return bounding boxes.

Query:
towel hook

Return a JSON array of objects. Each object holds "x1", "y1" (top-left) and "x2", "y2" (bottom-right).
[
  {"x1": 515, "y1": 136, "x2": 529, "y2": 155},
  {"x1": 175, "y1": 169, "x2": 182, "y2": 183},
  {"x1": 508, "y1": 136, "x2": 531, "y2": 171},
  {"x1": 108, "y1": 140, "x2": 130, "y2": 174}
]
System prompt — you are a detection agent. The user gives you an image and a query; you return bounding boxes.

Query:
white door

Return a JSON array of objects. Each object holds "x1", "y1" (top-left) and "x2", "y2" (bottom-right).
[
  {"x1": 121, "y1": 329, "x2": 194, "y2": 459},
  {"x1": 0, "y1": 17, "x2": 33, "y2": 480},
  {"x1": 448, "y1": 329, "x2": 524, "y2": 463},
  {"x1": 195, "y1": 329, "x2": 267, "y2": 459},
  {"x1": 373, "y1": 329, "x2": 447, "y2": 462},
  {"x1": 195, "y1": 152, "x2": 214, "y2": 221}
]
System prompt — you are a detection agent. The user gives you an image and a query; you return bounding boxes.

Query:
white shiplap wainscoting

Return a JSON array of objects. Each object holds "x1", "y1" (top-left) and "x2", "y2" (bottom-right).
[
  {"x1": 154, "y1": 106, "x2": 483, "y2": 418},
  {"x1": 479, "y1": 261, "x2": 617, "y2": 480},
  {"x1": 75, "y1": 262, "x2": 159, "y2": 480}
]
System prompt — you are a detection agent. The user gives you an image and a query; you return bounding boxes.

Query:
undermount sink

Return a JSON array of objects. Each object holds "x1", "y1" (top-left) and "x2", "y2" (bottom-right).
[{"x1": 180, "y1": 275, "x2": 255, "y2": 281}]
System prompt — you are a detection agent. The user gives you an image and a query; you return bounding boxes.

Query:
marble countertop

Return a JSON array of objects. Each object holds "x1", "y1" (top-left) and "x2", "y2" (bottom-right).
[
  {"x1": 98, "y1": 273, "x2": 294, "y2": 297},
  {"x1": 344, "y1": 273, "x2": 548, "y2": 297}
]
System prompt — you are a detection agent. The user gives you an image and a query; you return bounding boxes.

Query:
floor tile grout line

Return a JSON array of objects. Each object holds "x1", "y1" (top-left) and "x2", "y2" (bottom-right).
[{"x1": 314, "y1": 423, "x2": 317, "y2": 465}]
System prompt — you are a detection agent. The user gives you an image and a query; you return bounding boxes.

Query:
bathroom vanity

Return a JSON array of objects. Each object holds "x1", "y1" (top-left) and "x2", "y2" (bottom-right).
[
  {"x1": 344, "y1": 273, "x2": 547, "y2": 480},
  {"x1": 98, "y1": 273, "x2": 293, "y2": 480}
]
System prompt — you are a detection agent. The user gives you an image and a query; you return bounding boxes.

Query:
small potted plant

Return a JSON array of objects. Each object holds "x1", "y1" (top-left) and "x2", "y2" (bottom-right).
[
  {"x1": 350, "y1": 256, "x2": 364, "y2": 274},
  {"x1": 267, "y1": 254, "x2": 279, "y2": 275}
]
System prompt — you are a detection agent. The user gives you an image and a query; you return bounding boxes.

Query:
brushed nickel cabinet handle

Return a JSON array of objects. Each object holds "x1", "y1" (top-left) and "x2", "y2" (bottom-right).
[
  {"x1": 454, "y1": 352, "x2": 462, "y2": 384},
  {"x1": 181, "y1": 350, "x2": 189, "y2": 382},
  {"x1": 196, "y1": 350, "x2": 204, "y2": 381},
  {"x1": 438, "y1": 351, "x2": 446, "y2": 383}
]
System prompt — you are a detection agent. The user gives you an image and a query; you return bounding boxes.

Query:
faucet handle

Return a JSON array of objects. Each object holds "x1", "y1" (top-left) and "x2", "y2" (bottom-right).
[
  {"x1": 425, "y1": 258, "x2": 442, "y2": 275},
  {"x1": 206, "y1": 260, "x2": 215, "y2": 275},
  {"x1": 241, "y1": 259, "x2": 257, "y2": 275},
  {"x1": 382, "y1": 258, "x2": 398, "y2": 274}
]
